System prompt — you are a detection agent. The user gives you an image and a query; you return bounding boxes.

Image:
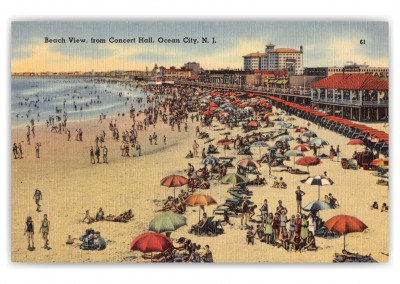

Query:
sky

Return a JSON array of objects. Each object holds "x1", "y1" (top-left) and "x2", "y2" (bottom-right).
[{"x1": 11, "y1": 21, "x2": 389, "y2": 73}]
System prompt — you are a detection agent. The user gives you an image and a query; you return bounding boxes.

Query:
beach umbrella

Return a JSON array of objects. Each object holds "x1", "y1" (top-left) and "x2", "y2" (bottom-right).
[
  {"x1": 295, "y1": 157, "x2": 322, "y2": 174},
  {"x1": 274, "y1": 135, "x2": 294, "y2": 143},
  {"x1": 160, "y1": 175, "x2": 188, "y2": 199},
  {"x1": 347, "y1": 139, "x2": 365, "y2": 151},
  {"x1": 216, "y1": 139, "x2": 233, "y2": 156},
  {"x1": 284, "y1": 150, "x2": 305, "y2": 167},
  {"x1": 324, "y1": 215, "x2": 368, "y2": 250},
  {"x1": 294, "y1": 144, "x2": 312, "y2": 152},
  {"x1": 347, "y1": 139, "x2": 364, "y2": 146},
  {"x1": 309, "y1": 138, "x2": 330, "y2": 147},
  {"x1": 370, "y1": 158, "x2": 388, "y2": 167},
  {"x1": 295, "y1": 127, "x2": 308, "y2": 133},
  {"x1": 202, "y1": 155, "x2": 219, "y2": 165},
  {"x1": 237, "y1": 158, "x2": 261, "y2": 169},
  {"x1": 264, "y1": 113, "x2": 273, "y2": 119},
  {"x1": 303, "y1": 131, "x2": 318, "y2": 138},
  {"x1": 248, "y1": 121, "x2": 259, "y2": 127},
  {"x1": 251, "y1": 141, "x2": 270, "y2": 158},
  {"x1": 302, "y1": 200, "x2": 333, "y2": 212},
  {"x1": 149, "y1": 212, "x2": 187, "y2": 234},
  {"x1": 130, "y1": 232, "x2": 174, "y2": 262},
  {"x1": 301, "y1": 175, "x2": 334, "y2": 200},
  {"x1": 203, "y1": 110, "x2": 213, "y2": 116},
  {"x1": 221, "y1": 173, "x2": 250, "y2": 190},
  {"x1": 185, "y1": 194, "x2": 217, "y2": 221}
]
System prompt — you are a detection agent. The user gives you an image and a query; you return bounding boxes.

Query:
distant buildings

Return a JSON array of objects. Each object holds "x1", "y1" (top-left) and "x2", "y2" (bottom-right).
[
  {"x1": 243, "y1": 43, "x2": 303, "y2": 75},
  {"x1": 304, "y1": 64, "x2": 389, "y2": 79},
  {"x1": 183, "y1": 62, "x2": 201, "y2": 75}
]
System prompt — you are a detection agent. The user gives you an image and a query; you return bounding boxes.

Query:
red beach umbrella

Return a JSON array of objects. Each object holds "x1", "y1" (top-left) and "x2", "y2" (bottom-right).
[
  {"x1": 247, "y1": 121, "x2": 259, "y2": 127},
  {"x1": 294, "y1": 144, "x2": 312, "y2": 152},
  {"x1": 347, "y1": 139, "x2": 365, "y2": 146},
  {"x1": 130, "y1": 232, "x2": 174, "y2": 261},
  {"x1": 295, "y1": 127, "x2": 309, "y2": 133},
  {"x1": 216, "y1": 138, "x2": 233, "y2": 156},
  {"x1": 324, "y1": 215, "x2": 368, "y2": 250},
  {"x1": 295, "y1": 156, "x2": 322, "y2": 174},
  {"x1": 160, "y1": 175, "x2": 188, "y2": 198}
]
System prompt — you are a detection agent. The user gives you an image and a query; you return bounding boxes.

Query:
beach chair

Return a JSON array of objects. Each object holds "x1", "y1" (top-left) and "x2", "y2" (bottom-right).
[
  {"x1": 219, "y1": 157, "x2": 235, "y2": 168},
  {"x1": 192, "y1": 216, "x2": 215, "y2": 235}
]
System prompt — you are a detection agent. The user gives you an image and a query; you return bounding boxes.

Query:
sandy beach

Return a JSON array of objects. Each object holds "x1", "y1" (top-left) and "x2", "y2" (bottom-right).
[{"x1": 11, "y1": 85, "x2": 389, "y2": 263}]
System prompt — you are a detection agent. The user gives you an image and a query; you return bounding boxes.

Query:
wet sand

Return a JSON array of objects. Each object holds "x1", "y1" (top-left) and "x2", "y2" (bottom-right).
[{"x1": 11, "y1": 96, "x2": 389, "y2": 263}]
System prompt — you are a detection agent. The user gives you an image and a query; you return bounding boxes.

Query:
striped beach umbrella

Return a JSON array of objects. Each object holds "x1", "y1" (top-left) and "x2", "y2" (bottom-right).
[{"x1": 301, "y1": 175, "x2": 334, "y2": 200}]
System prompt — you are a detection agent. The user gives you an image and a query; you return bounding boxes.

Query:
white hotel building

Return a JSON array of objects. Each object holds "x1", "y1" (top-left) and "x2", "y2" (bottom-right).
[{"x1": 243, "y1": 43, "x2": 304, "y2": 75}]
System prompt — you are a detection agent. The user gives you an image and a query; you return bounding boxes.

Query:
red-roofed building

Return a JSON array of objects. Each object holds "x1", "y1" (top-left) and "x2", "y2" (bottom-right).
[
  {"x1": 163, "y1": 67, "x2": 192, "y2": 79},
  {"x1": 309, "y1": 73, "x2": 388, "y2": 121}
]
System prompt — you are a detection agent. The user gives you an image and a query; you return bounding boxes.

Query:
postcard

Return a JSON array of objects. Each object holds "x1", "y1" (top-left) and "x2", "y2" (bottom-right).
[{"x1": 11, "y1": 21, "x2": 389, "y2": 263}]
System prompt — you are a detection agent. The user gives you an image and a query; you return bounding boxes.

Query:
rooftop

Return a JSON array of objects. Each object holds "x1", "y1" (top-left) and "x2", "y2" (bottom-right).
[
  {"x1": 269, "y1": 48, "x2": 301, "y2": 53},
  {"x1": 309, "y1": 73, "x2": 388, "y2": 90},
  {"x1": 243, "y1": 52, "x2": 266, "y2": 58}
]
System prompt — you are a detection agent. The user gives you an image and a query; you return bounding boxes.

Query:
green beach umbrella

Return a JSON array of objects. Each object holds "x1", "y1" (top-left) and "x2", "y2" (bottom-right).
[
  {"x1": 221, "y1": 173, "x2": 250, "y2": 190},
  {"x1": 149, "y1": 212, "x2": 187, "y2": 234}
]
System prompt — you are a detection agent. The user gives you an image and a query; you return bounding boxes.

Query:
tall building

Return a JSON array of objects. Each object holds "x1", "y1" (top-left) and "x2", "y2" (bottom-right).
[
  {"x1": 183, "y1": 62, "x2": 201, "y2": 75},
  {"x1": 243, "y1": 52, "x2": 266, "y2": 71},
  {"x1": 243, "y1": 43, "x2": 304, "y2": 75}
]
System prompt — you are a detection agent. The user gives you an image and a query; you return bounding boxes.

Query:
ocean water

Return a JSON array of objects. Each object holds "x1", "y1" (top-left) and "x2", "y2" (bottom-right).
[{"x1": 11, "y1": 77, "x2": 146, "y2": 128}]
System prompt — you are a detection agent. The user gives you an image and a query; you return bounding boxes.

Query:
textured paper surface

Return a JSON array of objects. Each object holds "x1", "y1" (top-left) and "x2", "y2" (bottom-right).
[{"x1": 11, "y1": 21, "x2": 389, "y2": 263}]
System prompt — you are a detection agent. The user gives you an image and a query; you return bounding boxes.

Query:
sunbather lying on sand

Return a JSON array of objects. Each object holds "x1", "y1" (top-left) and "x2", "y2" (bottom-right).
[{"x1": 105, "y1": 209, "x2": 134, "y2": 222}]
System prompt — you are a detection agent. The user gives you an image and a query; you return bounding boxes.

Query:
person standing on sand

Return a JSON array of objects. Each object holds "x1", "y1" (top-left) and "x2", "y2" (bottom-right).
[
  {"x1": 295, "y1": 186, "x2": 305, "y2": 213},
  {"x1": 184, "y1": 122, "x2": 188, "y2": 132},
  {"x1": 26, "y1": 125, "x2": 31, "y2": 145},
  {"x1": 336, "y1": 145, "x2": 340, "y2": 162},
  {"x1": 193, "y1": 140, "x2": 199, "y2": 157},
  {"x1": 17, "y1": 143, "x2": 23, "y2": 159},
  {"x1": 76, "y1": 129, "x2": 79, "y2": 141},
  {"x1": 79, "y1": 128, "x2": 83, "y2": 141},
  {"x1": 33, "y1": 189, "x2": 42, "y2": 212},
  {"x1": 12, "y1": 143, "x2": 18, "y2": 159},
  {"x1": 39, "y1": 214, "x2": 50, "y2": 249},
  {"x1": 329, "y1": 146, "x2": 335, "y2": 161},
  {"x1": 95, "y1": 146, "x2": 101, "y2": 163},
  {"x1": 24, "y1": 216, "x2": 35, "y2": 250},
  {"x1": 67, "y1": 129, "x2": 71, "y2": 141},
  {"x1": 149, "y1": 135, "x2": 153, "y2": 145},
  {"x1": 163, "y1": 135, "x2": 166, "y2": 145},
  {"x1": 90, "y1": 147, "x2": 95, "y2": 164},
  {"x1": 103, "y1": 145, "x2": 108, "y2": 163},
  {"x1": 35, "y1": 143, "x2": 41, "y2": 158},
  {"x1": 153, "y1": 132, "x2": 158, "y2": 145}
]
